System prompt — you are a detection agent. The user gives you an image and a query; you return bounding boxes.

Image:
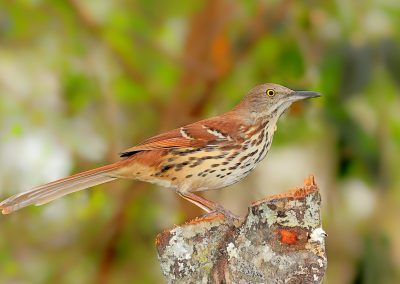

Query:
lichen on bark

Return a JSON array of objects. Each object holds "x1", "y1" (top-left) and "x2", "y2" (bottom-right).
[{"x1": 156, "y1": 175, "x2": 327, "y2": 283}]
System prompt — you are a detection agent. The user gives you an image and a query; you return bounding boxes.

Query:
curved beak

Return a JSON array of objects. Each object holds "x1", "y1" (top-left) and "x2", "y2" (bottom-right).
[{"x1": 292, "y1": 91, "x2": 321, "y2": 101}]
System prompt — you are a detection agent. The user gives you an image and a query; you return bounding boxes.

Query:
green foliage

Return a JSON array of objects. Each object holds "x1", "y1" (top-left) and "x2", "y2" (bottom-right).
[{"x1": 354, "y1": 233, "x2": 397, "y2": 284}]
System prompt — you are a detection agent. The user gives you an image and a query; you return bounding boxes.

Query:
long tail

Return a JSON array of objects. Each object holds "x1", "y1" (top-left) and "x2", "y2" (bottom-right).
[{"x1": 0, "y1": 162, "x2": 123, "y2": 214}]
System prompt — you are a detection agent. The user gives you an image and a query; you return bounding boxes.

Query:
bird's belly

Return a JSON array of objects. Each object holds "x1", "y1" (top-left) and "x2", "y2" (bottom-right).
[
  {"x1": 178, "y1": 144, "x2": 271, "y2": 192},
  {"x1": 130, "y1": 148, "x2": 250, "y2": 192}
]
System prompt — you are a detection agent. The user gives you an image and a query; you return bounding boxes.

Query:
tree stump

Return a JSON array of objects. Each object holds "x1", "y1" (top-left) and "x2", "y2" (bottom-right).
[{"x1": 156, "y1": 175, "x2": 327, "y2": 283}]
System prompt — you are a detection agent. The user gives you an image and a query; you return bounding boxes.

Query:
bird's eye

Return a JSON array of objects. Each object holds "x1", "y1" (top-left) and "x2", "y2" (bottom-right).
[{"x1": 266, "y1": 89, "x2": 275, "y2": 97}]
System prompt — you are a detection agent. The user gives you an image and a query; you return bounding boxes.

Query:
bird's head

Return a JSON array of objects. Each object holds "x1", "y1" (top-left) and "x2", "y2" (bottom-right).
[{"x1": 237, "y1": 83, "x2": 321, "y2": 120}]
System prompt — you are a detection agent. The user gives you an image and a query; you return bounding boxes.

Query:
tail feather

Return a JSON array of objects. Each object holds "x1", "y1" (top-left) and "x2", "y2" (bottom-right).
[{"x1": 0, "y1": 163, "x2": 121, "y2": 214}]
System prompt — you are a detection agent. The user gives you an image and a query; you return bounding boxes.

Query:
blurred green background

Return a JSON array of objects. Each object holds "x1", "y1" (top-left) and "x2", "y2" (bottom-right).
[{"x1": 1, "y1": 0, "x2": 400, "y2": 283}]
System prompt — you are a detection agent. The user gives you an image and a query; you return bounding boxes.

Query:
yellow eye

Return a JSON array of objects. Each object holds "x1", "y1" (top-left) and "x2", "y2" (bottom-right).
[{"x1": 266, "y1": 89, "x2": 275, "y2": 97}]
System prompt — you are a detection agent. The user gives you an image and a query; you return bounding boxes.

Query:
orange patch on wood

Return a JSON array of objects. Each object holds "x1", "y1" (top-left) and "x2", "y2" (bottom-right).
[
  {"x1": 251, "y1": 183, "x2": 318, "y2": 206},
  {"x1": 304, "y1": 175, "x2": 316, "y2": 187},
  {"x1": 279, "y1": 229, "x2": 298, "y2": 245},
  {"x1": 184, "y1": 212, "x2": 226, "y2": 226}
]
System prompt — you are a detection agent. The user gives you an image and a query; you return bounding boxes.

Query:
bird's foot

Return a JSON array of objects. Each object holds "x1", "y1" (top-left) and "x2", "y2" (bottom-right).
[
  {"x1": 177, "y1": 191, "x2": 243, "y2": 221},
  {"x1": 209, "y1": 205, "x2": 243, "y2": 221}
]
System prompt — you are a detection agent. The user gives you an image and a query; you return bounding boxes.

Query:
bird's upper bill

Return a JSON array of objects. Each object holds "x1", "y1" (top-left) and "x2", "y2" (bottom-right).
[{"x1": 291, "y1": 91, "x2": 321, "y2": 101}]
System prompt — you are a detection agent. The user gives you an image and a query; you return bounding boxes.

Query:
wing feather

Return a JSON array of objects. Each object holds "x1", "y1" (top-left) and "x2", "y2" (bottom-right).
[{"x1": 120, "y1": 114, "x2": 246, "y2": 157}]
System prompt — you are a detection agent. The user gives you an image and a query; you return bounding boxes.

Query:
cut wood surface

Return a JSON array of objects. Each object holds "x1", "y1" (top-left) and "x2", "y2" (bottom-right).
[{"x1": 156, "y1": 175, "x2": 327, "y2": 283}]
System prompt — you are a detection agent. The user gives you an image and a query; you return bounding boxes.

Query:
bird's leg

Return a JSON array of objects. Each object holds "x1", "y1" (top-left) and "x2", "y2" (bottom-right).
[
  {"x1": 178, "y1": 191, "x2": 241, "y2": 220},
  {"x1": 178, "y1": 192, "x2": 216, "y2": 212}
]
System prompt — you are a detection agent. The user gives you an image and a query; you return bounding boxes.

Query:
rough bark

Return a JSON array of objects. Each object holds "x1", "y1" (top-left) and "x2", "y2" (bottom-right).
[{"x1": 156, "y1": 175, "x2": 327, "y2": 283}]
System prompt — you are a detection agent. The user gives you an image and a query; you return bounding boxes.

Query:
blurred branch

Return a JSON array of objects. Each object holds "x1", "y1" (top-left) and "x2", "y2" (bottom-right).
[
  {"x1": 95, "y1": 183, "x2": 148, "y2": 284},
  {"x1": 67, "y1": 0, "x2": 292, "y2": 120},
  {"x1": 156, "y1": 176, "x2": 327, "y2": 283},
  {"x1": 190, "y1": 0, "x2": 291, "y2": 117},
  {"x1": 65, "y1": 0, "x2": 146, "y2": 85},
  {"x1": 234, "y1": 0, "x2": 292, "y2": 62},
  {"x1": 162, "y1": 0, "x2": 234, "y2": 126},
  {"x1": 187, "y1": 0, "x2": 293, "y2": 117}
]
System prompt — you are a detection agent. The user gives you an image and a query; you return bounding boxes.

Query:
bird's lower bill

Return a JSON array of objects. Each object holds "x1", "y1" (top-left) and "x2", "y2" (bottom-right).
[{"x1": 292, "y1": 91, "x2": 321, "y2": 100}]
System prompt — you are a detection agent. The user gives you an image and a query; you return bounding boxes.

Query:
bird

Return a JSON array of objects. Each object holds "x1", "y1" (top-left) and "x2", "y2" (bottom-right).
[{"x1": 0, "y1": 83, "x2": 320, "y2": 215}]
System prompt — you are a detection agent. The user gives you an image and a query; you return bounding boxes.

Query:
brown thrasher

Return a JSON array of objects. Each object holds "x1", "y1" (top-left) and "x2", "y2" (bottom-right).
[{"x1": 0, "y1": 83, "x2": 320, "y2": 215}]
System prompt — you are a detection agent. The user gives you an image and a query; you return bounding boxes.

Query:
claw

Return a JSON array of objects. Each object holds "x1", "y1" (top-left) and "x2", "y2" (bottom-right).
[{"x1": 212, "y1": 205, "x2": 242, "y2": 221}]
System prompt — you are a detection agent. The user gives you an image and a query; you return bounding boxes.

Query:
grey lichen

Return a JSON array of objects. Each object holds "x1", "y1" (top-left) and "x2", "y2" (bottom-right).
[{"x1": 156, "y1": 175, "x2": 327, "y2": 283}]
